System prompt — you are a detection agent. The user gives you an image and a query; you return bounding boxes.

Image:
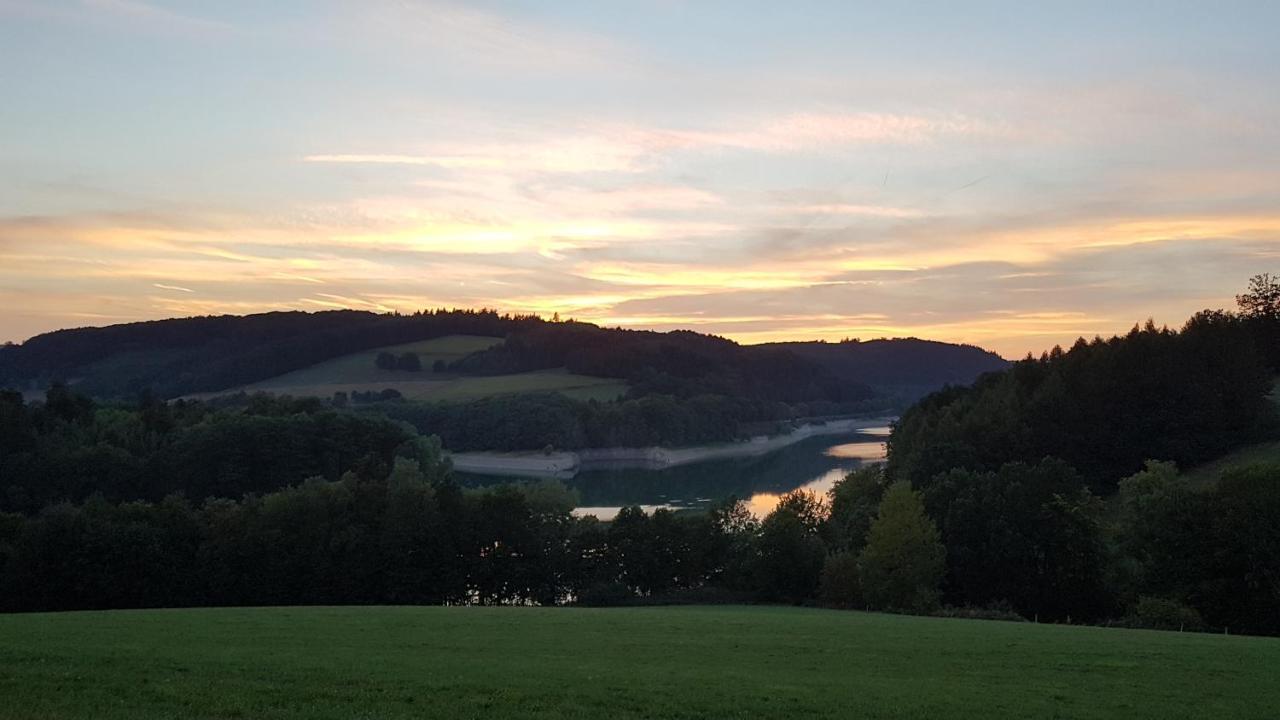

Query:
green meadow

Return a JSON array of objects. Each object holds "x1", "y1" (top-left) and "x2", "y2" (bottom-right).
[
  {"x1": 1, "y1": 605, "x2": 1276, "y2": 720},
  {"x1": 1184, "y1": 439, "x2": 1280, "y2": 485},
  {"x1": 236, "y1": 334, "x2": 501, "y2": 390},
  {"x1": 210, "y1": 334, "x2": 627, "y2": 403}
]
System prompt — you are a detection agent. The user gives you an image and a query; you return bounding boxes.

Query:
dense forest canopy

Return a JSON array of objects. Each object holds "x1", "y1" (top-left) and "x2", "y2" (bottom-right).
[
  {"x1": 373, "y1": 392, "x2": 788, "y2": 452},
  {"x1": 888, "y1": 309, "x2": 1275, "y2": 491},
  {"x1": 0, "y1": 389, "x2": 414, "y2": 514},
  {"x1": 763, "y1": 338, "x2": 1009, "y2": 399}
]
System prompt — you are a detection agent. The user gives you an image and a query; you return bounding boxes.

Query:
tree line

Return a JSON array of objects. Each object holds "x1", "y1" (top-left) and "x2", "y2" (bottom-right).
[
  {"x1": 0, "y1": 389, "x2": 412, "y2": 514},
  {"x1": 373, "y1": 392, "x2": 795, "y2": 452},
  {"x1": 0, "y1": 381, "x2": 856, "y2": 515},
  {"x1": 375, "y1": 351, "x2": 424, "y2": 372},
  {"x1": 450, "y1": 323, "x2": 874, "y2": 405},
  {"x1": 2, "y1": 448, "x2": 1275, "y2": 636}
]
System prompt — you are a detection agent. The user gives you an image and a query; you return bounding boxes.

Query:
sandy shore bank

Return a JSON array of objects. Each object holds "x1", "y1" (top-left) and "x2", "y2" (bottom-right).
[{"x1": 447, "y1": 416, "x2": 895, "y2": 479}]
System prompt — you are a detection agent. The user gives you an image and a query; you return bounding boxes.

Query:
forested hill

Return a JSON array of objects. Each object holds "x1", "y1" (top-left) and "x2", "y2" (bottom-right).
[
  {"x1": 0, "y1": 310, "x2": 1005, "y2": 404},
  {"x1": 0, "y1": 309, "x2": 527, "y2": 399},
  {"x1": 764, "y1": 338, "x2": 1009, "y2": 395},
  {"x1": 887, "y1": 310, "x2": 1280, "y2": 491}
]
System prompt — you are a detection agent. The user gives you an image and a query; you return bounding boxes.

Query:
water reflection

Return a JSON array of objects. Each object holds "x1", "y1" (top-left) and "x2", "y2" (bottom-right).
[
  {"x1": 457, "y1": 428, "x2": 889, "y2": 520},
  {"x1": 825, "y1": 440, "x2": 889, "y2": 459}
]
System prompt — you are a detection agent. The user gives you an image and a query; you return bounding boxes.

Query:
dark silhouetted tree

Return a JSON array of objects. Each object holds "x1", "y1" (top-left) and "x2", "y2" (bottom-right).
[
  {"x1": 825, "y1": 465, "x2": 885, "y2": 553},
  {"x1": 755, "y1": 489, "x2": 827, "y2": 603},
  {"x1": 1237, "y1": 272, "x2": 1280, "y2": 369}
]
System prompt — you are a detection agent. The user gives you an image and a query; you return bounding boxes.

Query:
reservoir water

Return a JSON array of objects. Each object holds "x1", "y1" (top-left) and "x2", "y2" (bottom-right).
[{"x1": 457, "y1": 426, "x2": 889, "y2": 519}]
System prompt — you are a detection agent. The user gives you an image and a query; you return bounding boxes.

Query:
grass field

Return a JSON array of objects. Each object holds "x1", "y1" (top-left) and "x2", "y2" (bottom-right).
[
  {"x1": 211, "y1": 335, "x2": 627, "y2": 403},
  {"x1": 1184, "y1": 439, "x2": 1280, "y2": 484},
  {"x1": 1182, "y1": 378, "x2": 1280, "y2": 484},
  {"x1": 241, "y1": 335, "x2": 503, "y2": 389},
  {"x1": 0, "y1": 606, "x2": 1276, "y2": 719},
  {"x1": 422, "y1": 369, "x2": 627, "y2": 402}
]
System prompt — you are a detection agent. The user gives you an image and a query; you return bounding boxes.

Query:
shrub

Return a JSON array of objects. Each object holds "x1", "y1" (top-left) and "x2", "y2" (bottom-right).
[
  {"x1": 575, "y1": 582, "x2": 635, "y2": 607},
  {"x1": 932, "y1": 601, "x2": 1027, "y2": 622},
  {"x1": 1126, "y1": 596, "x2": 1205, "y2": 632},
  {"x1": 818, "y1": 551, "x2": 862, "y2": 608}
]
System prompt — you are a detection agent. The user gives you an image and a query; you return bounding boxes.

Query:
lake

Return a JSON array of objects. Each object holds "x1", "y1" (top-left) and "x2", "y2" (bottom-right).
[{"x1": 457, "y1": 426, "x2": 889, "y2": 519}]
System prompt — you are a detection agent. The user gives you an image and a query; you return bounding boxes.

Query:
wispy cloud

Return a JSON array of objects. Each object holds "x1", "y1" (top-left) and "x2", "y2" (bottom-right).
[
  {"x1": 4, "y1": 2, "x2": 1279, "y2": 355},
  {"x1": 333, "y1": 0, "x2": 633, "y2": 74},
  {"x1": 634, "y1": 112, "x2": 999, "y2": 152},
  {"x1": 81, "y1": 0, "x2": 230, "y2": 33},
  {"x1": 305, "y1": 112, "x2": 999, "y2": 178},
  {"x1": 305, "y1": 135, "x2": 650, "y2": 174},
  {"x1": 786, "y1": 204, "x2": 925, "y2": 219},
  {"x1": 1, "y1": 0, "x2": 233, "y2": 35}
]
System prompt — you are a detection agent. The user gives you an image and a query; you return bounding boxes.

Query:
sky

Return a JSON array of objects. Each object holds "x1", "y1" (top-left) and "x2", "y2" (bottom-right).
[{"x1": 2, "y1": 1, "x2": 1279, "y2": 358}]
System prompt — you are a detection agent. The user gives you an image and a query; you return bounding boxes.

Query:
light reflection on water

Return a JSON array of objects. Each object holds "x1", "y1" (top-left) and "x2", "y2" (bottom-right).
[
  {"x1": 457, "y1": 428, "x2": 890, "y2": 521},
  {"x1": 825, "y1": 440, "x2": 889, "y2": 460},
  {"x1": 570, "y1": 427, "x2": 890, "y2": 517}
]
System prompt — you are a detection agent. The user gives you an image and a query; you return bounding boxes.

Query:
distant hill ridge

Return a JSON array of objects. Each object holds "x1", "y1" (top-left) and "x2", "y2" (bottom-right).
[
  {"x1": 766, "y1": 338, "x2": 1010, "y2": 394},
  {"x1": 0, "y1": 310, "x2": 1007, "y2": 403}
]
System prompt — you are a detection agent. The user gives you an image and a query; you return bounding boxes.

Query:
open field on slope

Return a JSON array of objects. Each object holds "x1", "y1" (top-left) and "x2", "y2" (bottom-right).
[
  {"x1": 241, "y1": 335, "x2": 502, "y2": 388},
  {"x1": 0, "y1": 605, "x2": 1276, "y2": 720},
  {"x1": 1183, "y1": 378, "x2": 1280, "y2": 484},
  {"x1": 200, "y1": 335, "x2": 627, "y2": 403},
  {"x1": 1184, "y1": 439, "x2": 1280, "y2": 484}
]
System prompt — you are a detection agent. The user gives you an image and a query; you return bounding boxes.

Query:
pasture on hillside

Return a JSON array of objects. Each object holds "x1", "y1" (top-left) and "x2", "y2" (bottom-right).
[
  {"x1": 238, "y1": 335, "x2": 501, "y2": 388},
  {"x1": 1184, "y1": 440, "x2": 1280, "y2": 484},
  {"x1": 204, "y1": 335, "x2": 627, "y2": 403},
  {"x1": 0, "y1": 605, "x2": 1276, "y2": 719},
  {"x1": 1183, "y1": 378, "x2": 1280, "y2": 484}
]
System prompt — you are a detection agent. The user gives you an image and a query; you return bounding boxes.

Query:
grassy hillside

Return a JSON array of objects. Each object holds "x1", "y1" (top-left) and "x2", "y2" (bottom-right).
[
  {"x1": 1183, "y1": 378, "x2": 1280, "y2": 484},
  {"x1": 203, "y1": 335, "x2": 628, "y2": 403},
  {"x1": 241, "y1": 335, "x2": 502, "y2": 387},
  {"x1": 0, "y1": 606, "x2": 1276, "y2": 720},
  {"x1": 1184, "y1": 440, "x2": 1280, "y2": 484}
]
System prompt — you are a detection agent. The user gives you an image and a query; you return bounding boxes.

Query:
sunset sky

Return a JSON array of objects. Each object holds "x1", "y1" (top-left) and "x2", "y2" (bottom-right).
[{"x1": 3, "y1": 1, "x2": 1279, "y2": 357}]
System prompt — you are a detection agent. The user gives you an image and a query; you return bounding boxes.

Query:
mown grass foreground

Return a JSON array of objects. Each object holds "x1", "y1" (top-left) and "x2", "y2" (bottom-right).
[{"x1": 0, "y1": 606, "x2": 1276, "y2": 719}]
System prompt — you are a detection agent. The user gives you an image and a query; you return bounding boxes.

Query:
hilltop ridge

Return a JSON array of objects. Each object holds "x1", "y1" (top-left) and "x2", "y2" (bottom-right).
[{"x1": 0, "y1": 310, "x2": 1007, "y2": 404}]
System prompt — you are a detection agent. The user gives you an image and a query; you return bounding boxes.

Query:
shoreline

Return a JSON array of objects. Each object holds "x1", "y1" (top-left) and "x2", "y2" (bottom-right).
[{"x1": 447, "y1": 416, "x2": 895, "y2": 479}]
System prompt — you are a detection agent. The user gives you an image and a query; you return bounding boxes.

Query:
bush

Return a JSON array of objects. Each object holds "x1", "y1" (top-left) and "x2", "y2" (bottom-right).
[
  {"x1": 1125, "y1": 596, "x2": 1205, "y2": 632},
  {"x1": 932, "y1": 601, "x2": 1027, "y2": 622},
  {"x1": 818, "y1": 551, "x2": 862, "y2": 608},
  {"x1": 575, "y1": 582, "x2": 634, "y2": 607},
  {"x1": 623, "y1": 586, "x2": 757, "y2": 607}
]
